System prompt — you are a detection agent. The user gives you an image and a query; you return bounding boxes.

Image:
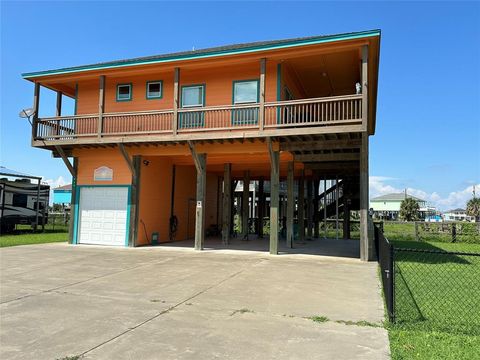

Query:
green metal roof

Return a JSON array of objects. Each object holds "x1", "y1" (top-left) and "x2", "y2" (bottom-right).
[{"x1": 22, "y1": 29, "x2": 380, "y2": 79}]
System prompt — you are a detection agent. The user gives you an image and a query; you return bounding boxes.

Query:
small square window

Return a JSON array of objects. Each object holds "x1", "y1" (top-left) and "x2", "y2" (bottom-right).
[
  {"x1": 117, "y1": 84, "x2": 132, "y2": 101},
  {"x1": 146, "y1": 81, "x2": 163, "y2": 99}
]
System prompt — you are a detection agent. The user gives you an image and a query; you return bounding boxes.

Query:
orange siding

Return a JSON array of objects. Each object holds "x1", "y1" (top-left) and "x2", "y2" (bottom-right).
[
  {"x1": 75, "y1": 61, "x2": 278, "y2": 115},
  {"x1": 137, "y1": 156, "x2": 173, "y2": 245},
  {"x1": 173, "y1": 166, "x2": 196, "y2": 241},
  {"x1": 73, "y1": 148, "x2": 131, "y2": 185},
  {"x1": 281, "y1": 64, "x2": 307, "y2": 100}
]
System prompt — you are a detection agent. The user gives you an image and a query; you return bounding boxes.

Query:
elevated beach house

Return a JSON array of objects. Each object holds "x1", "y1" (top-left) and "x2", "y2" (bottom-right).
[{"x1": 22, "y1": 30, "x2": 381, "y2": 260}]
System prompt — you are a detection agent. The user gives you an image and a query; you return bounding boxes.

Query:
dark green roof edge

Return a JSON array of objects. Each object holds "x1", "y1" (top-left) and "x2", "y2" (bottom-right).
[{"x1": 22, "y1": 29, "x2": 380, "y2": 79}]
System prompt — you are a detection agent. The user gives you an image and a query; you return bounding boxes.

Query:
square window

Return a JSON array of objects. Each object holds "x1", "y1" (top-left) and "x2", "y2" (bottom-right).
[
  {"x1": 233, "y1": 80, "x2": 258, "y2": 104},
  {"x1": 146, "y1": 81, "x2": 162, "y2": 99},
  {"x1": 181, "y1": 85, "x2": 204, "y2": 107},
  {"x1": 117, "y1": 84, "x2": 132, "y2": 101}
]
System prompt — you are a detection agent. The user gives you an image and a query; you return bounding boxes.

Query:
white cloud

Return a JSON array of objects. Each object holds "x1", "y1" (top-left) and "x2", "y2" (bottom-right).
[
  {"x1": 42, "y1": 176, "x2": 68, "y2": 205},
  {"x1": 370, "y1": 176, "x2": 479, "y2": 211}
]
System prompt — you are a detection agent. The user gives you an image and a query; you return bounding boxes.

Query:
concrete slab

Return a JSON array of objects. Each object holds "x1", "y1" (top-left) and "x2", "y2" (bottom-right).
[{"x1": 0, "y1": 243, "x2": 390, "y2": 360}]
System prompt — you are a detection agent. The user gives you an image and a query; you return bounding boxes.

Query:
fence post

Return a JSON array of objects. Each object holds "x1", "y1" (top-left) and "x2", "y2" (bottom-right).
[
  {"x1": 389, "y1": 243, "x2": 395, "y2": 322},
  {"x1": 415, "y1": 221, "x2": 419, "y2": 241},
  {"x1": 452, "y1": 223, "x2": 457, "y2": 243}
]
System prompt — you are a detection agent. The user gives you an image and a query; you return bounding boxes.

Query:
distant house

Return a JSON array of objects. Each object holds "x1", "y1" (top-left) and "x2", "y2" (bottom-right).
[
  {"x1": 443, "y1": 208, "x2": 475, "y2": 222},
  {"x1": 370, "y1": 193, "x2": 435, "y2": 220},
  {"x1": 53, "y1": 184, "x2": 72, "y2": 207}
]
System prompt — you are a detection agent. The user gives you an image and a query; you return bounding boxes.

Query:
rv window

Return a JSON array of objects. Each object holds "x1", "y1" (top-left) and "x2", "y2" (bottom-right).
[
  {"x1": 33, "y1": 202, "x2": 45, "y2": 211},
  {"x1": 12, "y1": 194, "x2": 28, "y2": 207}
]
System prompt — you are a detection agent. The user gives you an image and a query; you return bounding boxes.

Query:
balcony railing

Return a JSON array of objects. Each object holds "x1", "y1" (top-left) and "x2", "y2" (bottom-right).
[{"x1": 34, "y1": 94, "x2": 363, "y2": 142}]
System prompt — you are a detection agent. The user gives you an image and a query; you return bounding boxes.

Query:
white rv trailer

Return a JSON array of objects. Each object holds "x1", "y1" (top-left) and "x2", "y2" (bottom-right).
[{"x1": 0, "y1": 168, "x2": 50, "y2": 233}]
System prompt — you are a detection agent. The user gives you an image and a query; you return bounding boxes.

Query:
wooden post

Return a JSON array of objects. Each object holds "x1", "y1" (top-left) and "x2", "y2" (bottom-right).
[
  {"x1": 360, "y1": 132, "x2": 373, "y2": 261},
  {"x1": 173, "y1": 67, "x2": 180, "y2": 136},
  {"x1": 343, "y1": 194, "x2": 351, "y2": 240},
  {"x1": 98, "y1": 75, "x2": 105, "y2": 138},
  {"x1": 32, "y1": 82, "x2": 40, "y2": 140},
  {"x1": 335, "y1": 176, "x2": 339, "y2": 240},
  {"x1": 362, "y1": 45, "x2": 369, "y2": 131},
  {"x1": 268, "y1": 139, "x2": 279, "y2": 254},
  {"x1": 68, "y1": 157, "x2": 78, "y2": 244},
  {"x1": 188, "y1": 141, "x2": 206, "y2": 250},
  {"x1": 222, "y1": 163, "x2": 232, "y2": 245},
  {"x1": 129, "y1": 155, "x2": 141, "y2": 247},
  {"x1": 306, "y1": 180, "x2": 313, "y2": 239},
  {"x1": 242, "y1": 170, "x2": 250, "y2": 238},
  {"x1": 414, "y1": 221, "x2": 419, "y2": 241},
  {"x1": 313, "y1": 180, "x2": 320, "y2": 238},
  {"x1": 258, "y1": 178, "x2": 265, "y2": 237},
  {"x1": 259, "y1": 58, "x2": 266, "y2": 131},
  {"x1": 56, "y1": 91, "x2": 62, "y2": 117},
  {"x1": 286, "y1": 162, "x2": 294, "y2": 248},
  {"x1": 298, "y1": 170, "x2": 305, "y2": 243}
]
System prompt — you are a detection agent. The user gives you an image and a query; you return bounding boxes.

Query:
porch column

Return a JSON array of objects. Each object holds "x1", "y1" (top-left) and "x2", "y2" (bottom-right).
[
  {"x1": 32, "y1": 82, "x2": 40, "y2": 140},
  {"x1": 298, "y1": 170, "x2": 305, "y2": 243},
  {"x1": 306, "y1": 179, "x2": 313, "y2": 239},
  {"x1": 323, "y1": 177, "x2": 327, "y2": 239},
  {"x1": 258, "y1": 178, "x2": 265, "y2": 237},
  {"x1": 68, "y1": 157, "x2": 78, "y2": 244},
  {"x1": 54, "y1": 91, "x2": 62, "y2": 136},
  {"x1": 242, "y1": 170, "x2": 250, "y2": 238},
  {"x1": 222, "y1": 163, "x2": 232, "y2": 245},
  {"x1": 129, "y1": 155, "x2": 141, "y2": 247},
  {"x1": 360, "y1": 132, "x2": 373, "y2": 260},
  {"x1": 313, "y1": 180, "x2": 320, "y2": 238},
  {"x1": 188, "y1": 141, "x2": 206, "y2": 250},
  {"x1": 286, "y1": 161, "x2": 294, "y2": 248},
  {"x1": 259, "y1": 58, "x2": 266, "y2": 131},
  {"x1": 173, "y1": 67, "x2": 180, "y2": 135},
  {"x1": 98, "y1": 75, "x2": 105, "y2": 138},
  {"x1": 343, "y1": 192, "x2": 351, "y2": 240},
  {"x1": 268, "y1": 139, "x2": 279, "y2": 254}
]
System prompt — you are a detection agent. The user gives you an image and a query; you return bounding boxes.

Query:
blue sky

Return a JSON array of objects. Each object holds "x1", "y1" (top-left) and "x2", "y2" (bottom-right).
[{"x1": 1, "y1": 1, "x2": 479, "y2": 210}]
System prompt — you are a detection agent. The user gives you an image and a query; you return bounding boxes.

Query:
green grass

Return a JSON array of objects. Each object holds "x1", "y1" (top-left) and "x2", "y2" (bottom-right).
[
  {"x1": 309, "y1": 315, "x2": 329, "y2": 323},
  {"x1": 384, "y1": 235, "x2": 480, "y2": 359},
  {"x1": 0, "y1": 226, "x2": 68, "y2": 247}
]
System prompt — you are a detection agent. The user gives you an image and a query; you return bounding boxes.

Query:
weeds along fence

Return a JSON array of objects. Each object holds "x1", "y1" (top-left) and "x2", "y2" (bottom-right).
[
  {"x1": 414, "y1": 221, "x2": 480, "y2": 243},
  {"x1": 375, "y1": 225, "x2": 480, "y2": 332}
]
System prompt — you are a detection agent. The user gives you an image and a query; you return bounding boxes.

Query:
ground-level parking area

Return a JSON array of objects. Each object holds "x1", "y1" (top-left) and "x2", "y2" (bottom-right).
[{"x1": 0, "y1": 243, "x2": 390, "y2": 360}]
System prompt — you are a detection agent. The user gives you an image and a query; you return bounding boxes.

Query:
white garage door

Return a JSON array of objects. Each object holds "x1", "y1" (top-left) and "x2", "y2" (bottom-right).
[{"x1": 78, "y1": 187, "x2": 128, "y2": 246}]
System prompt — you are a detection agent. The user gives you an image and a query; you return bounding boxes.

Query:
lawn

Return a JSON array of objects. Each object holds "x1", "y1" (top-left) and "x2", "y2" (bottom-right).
[
  {"x1": 383, "y1": 225, "x2": 480, "y2": 360},
  {"x1": 0, "y1": 224, "x2": 68, "y2": 247}
]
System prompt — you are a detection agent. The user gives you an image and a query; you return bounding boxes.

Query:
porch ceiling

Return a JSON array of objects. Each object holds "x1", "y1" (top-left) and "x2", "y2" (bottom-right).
[{"x1": 286, "y1": 49, "x2": 360, "y2": 98}]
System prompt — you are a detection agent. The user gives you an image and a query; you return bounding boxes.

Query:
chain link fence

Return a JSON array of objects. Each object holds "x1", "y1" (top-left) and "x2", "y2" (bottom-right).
[
  {"x1": 376, "y1": 225, "x2": 480, "y2": 334},
  {"x1": 394, "y1": 247, "x2": 480, "y2": 333}
]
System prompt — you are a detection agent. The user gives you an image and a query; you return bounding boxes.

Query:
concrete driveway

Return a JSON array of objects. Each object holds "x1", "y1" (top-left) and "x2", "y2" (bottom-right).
[{"x1": 0, "y1": 243, "x2": 390, "y2": 360}]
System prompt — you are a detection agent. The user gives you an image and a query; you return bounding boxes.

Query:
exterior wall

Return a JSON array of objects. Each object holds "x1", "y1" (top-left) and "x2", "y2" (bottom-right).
[
  {"x1": 75, "y1": 61, "x2": 278, "y2": 115},
  {"x1": 370, "y1": 200, "x2": 403, "y2": 212},
  {"x1": 137, "y1": 156, "x2": 173, "y2": 245},
  {"x1": 74, "y1": 148, "x2": 131, "y2": 185}
]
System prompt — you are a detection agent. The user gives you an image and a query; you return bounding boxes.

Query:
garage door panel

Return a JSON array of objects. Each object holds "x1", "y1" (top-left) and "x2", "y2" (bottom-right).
[{"x1": 78, "y1": 187, "x2": 128, "y2": 246}]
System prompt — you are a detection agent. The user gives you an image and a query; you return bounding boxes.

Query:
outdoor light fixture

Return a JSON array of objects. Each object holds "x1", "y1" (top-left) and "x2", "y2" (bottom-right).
[{"x1": 19, "y1": 108, "x2": 36, "y2": 125}]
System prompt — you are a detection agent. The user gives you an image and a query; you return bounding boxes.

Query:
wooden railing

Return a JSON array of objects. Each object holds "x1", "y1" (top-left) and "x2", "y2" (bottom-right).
[{"x1": 34, "y1": 94, "x2": 363, "y2": 142}]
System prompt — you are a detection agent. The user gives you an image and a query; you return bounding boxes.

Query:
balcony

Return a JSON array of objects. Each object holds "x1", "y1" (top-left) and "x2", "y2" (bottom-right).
[{"x1": 33, "y1": 94, "x2": 364, "y2": 146}]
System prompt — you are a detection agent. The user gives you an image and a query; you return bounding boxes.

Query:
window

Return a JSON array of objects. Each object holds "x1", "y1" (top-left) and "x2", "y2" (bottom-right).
[
  {"x1": 181, "y1": 85, "x2": 205, "y2": 107},
  {"x1": 146, "y1": 81, "x2": 163, "y2": 99},
  {"x1": 180, "y1": 85, "x2": 205, "y2": 128},
  {"x1": 116, "y1": 84, "x2": 132, "y2": 101},
  {"x1": 12, "y1": 194, "x2": 28, "y2": 208},
  {"x1": 232, "y1": 80, "x2": 259, "y2": 125},
  {"x1": 233, "y1": 80, "x2": 258, "y2": 104}
]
